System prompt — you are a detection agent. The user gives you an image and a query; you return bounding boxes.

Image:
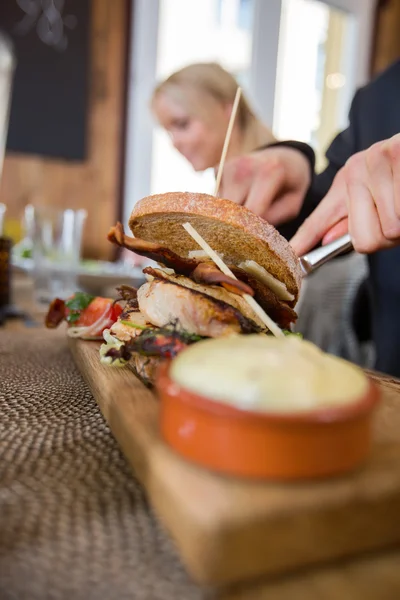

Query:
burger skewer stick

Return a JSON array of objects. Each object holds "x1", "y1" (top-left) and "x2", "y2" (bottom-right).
[
  {"x1": 183, "y1": 86, "x2": 284, "y2": 338},
  {"x1": 182, "y1": 222, "x2": 284, "y2": 338},
  {"x1": 214, "y1": 87, "x2": 242, "y2": 197}
]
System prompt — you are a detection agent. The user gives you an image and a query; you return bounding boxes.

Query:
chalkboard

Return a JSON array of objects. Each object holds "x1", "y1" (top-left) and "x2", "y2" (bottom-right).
[{"x1": 0, "y1": 0, "x2": 90, "y2": 161}]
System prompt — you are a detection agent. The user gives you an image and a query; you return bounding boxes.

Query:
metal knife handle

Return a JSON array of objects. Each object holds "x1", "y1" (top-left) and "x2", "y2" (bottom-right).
[{"x1": 299, "y1": 233, "x2": 353, "y2": 276}]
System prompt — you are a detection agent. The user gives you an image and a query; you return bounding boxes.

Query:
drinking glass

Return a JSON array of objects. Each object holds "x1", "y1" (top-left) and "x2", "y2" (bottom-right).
[
  {"x1": 32, "y1": 207, "x2": 87, "y2": 304},
  {"x1": 0, "y1": 32, "x2": 15, "y2": 183}
]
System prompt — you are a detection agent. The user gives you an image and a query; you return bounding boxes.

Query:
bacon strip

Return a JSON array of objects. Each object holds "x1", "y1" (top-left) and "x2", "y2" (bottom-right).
[
  {"x1": 192, "y1": 262, "x2": 254, "y2": 297},
  {"x1": 45, "y1": 298, "x2": 66, "y2": 328},
  {"x1": 109, "y1": 223, "x2": 253, "y2": 297},
  {"x1": 108, "y1": 222, "x2": 198, "y2": 276}
]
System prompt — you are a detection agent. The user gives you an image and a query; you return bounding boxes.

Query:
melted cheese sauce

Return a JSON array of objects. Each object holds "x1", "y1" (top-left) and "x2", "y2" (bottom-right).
[{"x1": 170, "y1": 335, "x2": 368, "y2": 413}]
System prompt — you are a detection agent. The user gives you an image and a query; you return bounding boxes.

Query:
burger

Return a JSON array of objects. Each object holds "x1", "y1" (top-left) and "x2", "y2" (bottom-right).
[{"x1": 100, "y1": 192, "x2": 302, "y2": 385}]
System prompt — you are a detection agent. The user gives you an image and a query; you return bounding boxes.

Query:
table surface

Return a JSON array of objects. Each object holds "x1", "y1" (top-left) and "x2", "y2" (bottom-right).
[{"x1": 2, "y1": 273, "x2": 400, "y2": 600}]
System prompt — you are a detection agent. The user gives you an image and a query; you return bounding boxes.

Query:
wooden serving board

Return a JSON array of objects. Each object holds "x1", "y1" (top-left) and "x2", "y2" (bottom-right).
[{"x1": 70, "y1": 339, "x2": 400, "y2": 586}]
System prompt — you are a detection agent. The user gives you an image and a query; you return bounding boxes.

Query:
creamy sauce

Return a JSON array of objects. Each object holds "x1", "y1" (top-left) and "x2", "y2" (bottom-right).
[{"x1": 170, "y1": 335, "x2": 368, "y2": 413}]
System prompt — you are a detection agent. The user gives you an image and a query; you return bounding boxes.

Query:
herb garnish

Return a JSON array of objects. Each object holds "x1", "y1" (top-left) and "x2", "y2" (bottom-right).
[{"x1": 65, "y1": 292, "x2": 95, "y2": 324}]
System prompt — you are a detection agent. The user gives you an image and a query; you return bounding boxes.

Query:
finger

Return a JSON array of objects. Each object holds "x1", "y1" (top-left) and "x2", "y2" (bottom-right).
[
  {"x1": 382, "y1": 134, "x2": 400, "y2": 221},
  {"x1": 245, "y1": 161, "x2": 285, "y2": 217},
  {"x1": 290, "y1": 170, "x2": 348, "y2": 256},
  {"x1": 346, "y1": 173, "x2": 386, "y2": 253},
  {"x1": 289, "y1": 205, "x2": 335, "y2": 256},
  {"x1": 364, "y1": 142, "x2": 400, "y2": 240},
  {"x1": 219, "y1": 156, "x2": 253, "y2": 205},
  {"x1": 265, "y1": 191, "x2": 304, "y2": 225},
  {"x1": 322, "y1": 218, "x2": 349, "y2": 245}
]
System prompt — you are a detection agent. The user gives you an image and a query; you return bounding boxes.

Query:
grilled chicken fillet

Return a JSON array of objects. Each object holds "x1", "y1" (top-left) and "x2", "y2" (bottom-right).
[{"x1": 137, "y1": 268, "x2": 263, "y2": 338}]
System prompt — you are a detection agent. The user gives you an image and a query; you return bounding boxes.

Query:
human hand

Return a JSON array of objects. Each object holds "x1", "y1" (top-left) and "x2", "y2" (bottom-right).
[
  {"x1": 219, "y1": 146, "x2": 311, "y2": 225},
  {"x1": 290, "y1": 134, "x2": 400, "y2": 256}
]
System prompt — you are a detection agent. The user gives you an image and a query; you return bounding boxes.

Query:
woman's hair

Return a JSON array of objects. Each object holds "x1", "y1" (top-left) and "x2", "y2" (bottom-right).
[{"x1": 152, "y1": 62, "x2": 276, "y2": 154}]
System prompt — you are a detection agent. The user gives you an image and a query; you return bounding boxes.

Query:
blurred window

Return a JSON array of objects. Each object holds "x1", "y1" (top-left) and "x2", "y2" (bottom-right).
[
  {"x1": 151, "y1": 0, "x2": 255, "y2": 195},
  {"x1": 273, "y1": 0, "x2": 355, "y2": 170}
]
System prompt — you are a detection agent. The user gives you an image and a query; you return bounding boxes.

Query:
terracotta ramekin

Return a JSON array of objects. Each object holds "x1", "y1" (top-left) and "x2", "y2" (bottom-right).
[{"x1": 156, "y1": 362, "x2": 381, "y2": 480}]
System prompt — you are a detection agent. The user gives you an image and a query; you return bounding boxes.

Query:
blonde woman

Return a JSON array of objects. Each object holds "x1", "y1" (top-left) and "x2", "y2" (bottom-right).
[{"x1": 151, "y1": 62, "x2": 276, "y2": 172}]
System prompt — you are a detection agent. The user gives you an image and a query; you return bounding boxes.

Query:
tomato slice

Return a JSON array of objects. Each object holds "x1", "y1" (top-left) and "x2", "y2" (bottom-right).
[
  {"x1": 110, "y1": 303, "x2": 123, "y2": 322},
  {"x1": 64, "y1": 296, "x2": 124, "y2": 338},
  {"x1": 74, "y1": 297, "x2": 115, "y2": 327}
]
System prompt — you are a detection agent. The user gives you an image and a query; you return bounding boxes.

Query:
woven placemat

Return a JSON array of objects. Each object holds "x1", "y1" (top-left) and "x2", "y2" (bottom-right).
[{"x1": 0, "y1": 329, "x2": 209, "y2": 600}]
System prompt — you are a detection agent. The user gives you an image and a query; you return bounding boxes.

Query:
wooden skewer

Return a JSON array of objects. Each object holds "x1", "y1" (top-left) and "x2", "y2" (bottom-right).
[
  {"x1": 214, "y1": 87, "x2": 242, "y2": 197},
  {"x1": 183, "y1": 86, "x2": 284, "y2": 337}
]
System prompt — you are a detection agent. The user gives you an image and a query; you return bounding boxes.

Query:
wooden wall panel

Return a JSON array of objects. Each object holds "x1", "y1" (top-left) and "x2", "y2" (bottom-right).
[
  {"x1": 371, "y1": 0, "x2": 400, "y2": 76},
  {"x1": 1, "y1": 0, "x2": 129, "y2": 259}
]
